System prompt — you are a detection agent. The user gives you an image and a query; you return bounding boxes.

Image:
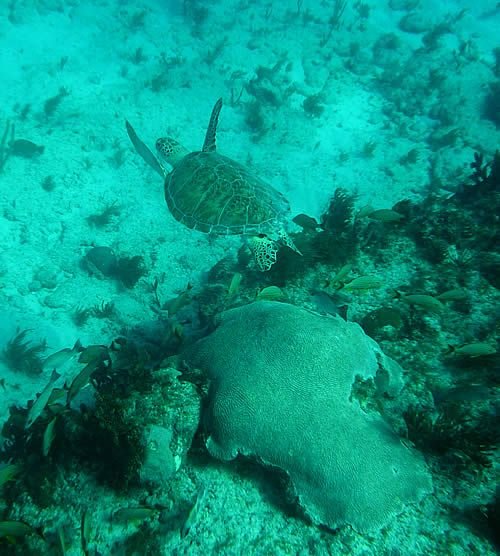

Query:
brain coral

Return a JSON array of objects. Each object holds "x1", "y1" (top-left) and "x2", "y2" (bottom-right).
[{"x1": 185, "y1": 301, "x2": 432, "y2": 533}]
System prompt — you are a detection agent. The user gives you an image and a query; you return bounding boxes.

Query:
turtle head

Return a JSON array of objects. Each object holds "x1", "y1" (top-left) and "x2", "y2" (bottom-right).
[{"x1": 155, "y1": 137, "x2": 189, "y2": 167}]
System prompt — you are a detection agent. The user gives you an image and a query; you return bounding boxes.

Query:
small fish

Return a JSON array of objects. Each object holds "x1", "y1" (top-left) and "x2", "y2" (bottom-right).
[
  {"x1": 368, "y1": 209, "x2": 403, "y2": 222},
  {"x1": 42, "y1": 340, "x2": 82, "y2": 372},
  {"x1": 10, "y1": 139, "x2": 45, "y2": 158},
  {"x1": 227, "y1": 272, "x2": 242, "y2": 296},
  {"x1": 447, "y1": 343, "x2": 497, "y2": 357},
  {"x1": 292, "y1": 213, "x2": 321, "y2": 231},
  {"x1": 56, "y1": 526, "x2": 67, "y2": 556},
  {"x1": 342, "y1": 275, "x2": 382, "y2": 292},
  {"x1": 436, "y1": 288, "x2": 468, "y2": 302},
  {"x1": 163, "y1": 284, "x2": 193, "y2": 317},
  {"x1": 0, "y1": 463, "x2": 20, "y2": 488},
  {"x1": 432, "y1": 384, "x2": 491, "y2": 405},
  {"x1": 78, "y1": 345, "x2": 108, "y2": 364},
  {"x1": 25, "y1": 370, "x2": 61, "y2": 430},
  {"x1": 43, "y1": 416, "x2": 57, "y2": 457},
  {"x1": 0, "y1": 520, "x2": 43, "y2": 539},
  {"x1": 398, "y1": 293, "x2": 444, "y2": 313},
  {"x1": 329, "y1": 263, "x2": 352, "y2": 288},
  {"x1": 181, "y1": 485, "x2": 208, "y2": 538},
  {"x1": 356, "y1": 205, "x2": 375, "y2": 219},
  {"x1": 171, "y1": 321, "x2": 184, "y2": 340},
  {"x1": 480, "y1": 4, "x2": 500, "y2": 19},
  {"x1": 81, "y1": 511, "x2": 91, "y2": 556},
  {"x1": 312, "y1": 291, "x2": 349, "y2": 318},
  {"x1": 47, "y1": 387, "x2": 69, "y2": 407},
  {"x1": 361, "y1": 306, "x2": 402, "y2": 336},
  {"x1": 256, "y1": 285, "x2": 284, "y2": 301},
  {"x1": 113, "y1": 506, "x2": 158, "y2": 524},
  {"x1": 67, "y1": 358, "x2": 102, "y2": 405}
]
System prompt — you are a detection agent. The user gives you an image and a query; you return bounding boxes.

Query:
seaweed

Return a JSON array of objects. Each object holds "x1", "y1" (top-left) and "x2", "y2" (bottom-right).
[
  {"x1": 403, "y1": 404, "x2": 498, "y2": 473},
  {"x1": 483, "y1": 80, "x2": 500, "y2": 128},
  {"x1": 183, "y1": 0, "x2": 209, "y2": 35},
  {"x1": 86, "y1": 201, "x2": 121, "y2": 228},
  {"x1": 303, "y1": 93, "x2": 325, "y2": 118},
  {"x1": 360, "y1": 306, "x2": 403, "y2": 339},
  {"x1": 113, "y1": 255, "x2": 146, "y2": 288},
  {"x1": 41, "y1": 175, "x2": 56, "y2": 192},
  {"x1": 361, "y1": 140, "x2": 377, "y2": 158},
  {"x1": 81, "y1": 391, "x2": 145, "y2": 489},
  {"x1": 310, "y1": 188, "x2": 358, "y2": 265},
  {"x1": 391, "y1": 150, "x2": 499, "y2": 286},
  {"x1": 72, "y1": 306, "x2": 92, "y2": 327},
  {"x1": 1, "y1": 329, "x2": 47, "y2": 376},
  {"x1": 320, "y1": 0, "x2": 347, "y2": 47},
  {"x1": 320, "y1": 187, "x2": 356, "y2": 236},
  {"x1": 0, "y1": 120, "x2": 15, "y2": 173},
  {"x1": 243, "y1": 101, "x2": 267, "y2": 137},
  {"x1": 72, "y1": 301, "x2": 115, "y2": 326},
  {"x1": 108, "y1": 142, "x2": 127, "y2": 168},
  {"x1": 92, "y1": 301, "x2": 116, "y2": 319},
  {"x1": 43, "y1": 87, "x2": 69, "y2": 118}
]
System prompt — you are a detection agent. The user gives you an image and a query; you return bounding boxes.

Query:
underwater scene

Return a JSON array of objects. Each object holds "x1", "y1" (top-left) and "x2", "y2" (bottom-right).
[{"x1": 0, "y1": 0, "x2": 499, "y2": 554}]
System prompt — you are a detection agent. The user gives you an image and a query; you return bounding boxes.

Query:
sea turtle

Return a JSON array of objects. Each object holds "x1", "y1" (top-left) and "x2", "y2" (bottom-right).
[{"x1": 125, "y1": 98, "x2": 301, "y2": 271}]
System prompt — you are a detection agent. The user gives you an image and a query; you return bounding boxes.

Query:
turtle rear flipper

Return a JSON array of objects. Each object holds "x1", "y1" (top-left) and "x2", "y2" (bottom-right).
[{"x1": 126, "y1": 120, "x2": 165, "y2": 177}]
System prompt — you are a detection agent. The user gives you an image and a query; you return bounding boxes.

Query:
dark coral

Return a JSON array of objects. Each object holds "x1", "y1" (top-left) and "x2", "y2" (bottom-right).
[
  {"x1": 1, "y1": 329, "x2": 46, "y2": 376},
  {"x1": 483, "y1": 81, "x2": 500, "y2": 128},
  {"x1": 113, "y1": 255, "x2": 146, "y2": 288},
  {"x1": 310, "y1": 188, "x2": 358, "y2": 266},
  {"x1": 394, "y1": 151, "x2": 500, "y2": 287},
  {"x1": 403, "y1": 404, "x2": 498, "y2": 473}
]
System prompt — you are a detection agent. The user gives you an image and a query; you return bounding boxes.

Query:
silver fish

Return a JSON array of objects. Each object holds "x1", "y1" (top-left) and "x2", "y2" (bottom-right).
[
  {"x1": 78, "y1": 345, "x2": 108, "y2": 364},
  {"x1": 450, "y1": 343, "x2": 497, "y2": 357},
  {"x1": 43, "y1": 416, "x2": 57, "y2": 457},
  {"x1": 342, "y1": 275, "x2": 382, "y2": 292},
  {"x1": 0, "y1": 520, "x2": 42, "y2": 539},
  {"x1": 113, "y1": 507, "x2": 157, "y2": 524},
  {"x1": 181, "y1": 485, "x2": 208, "y2": 538},
  {"x1": 0, "y1": 463, "x2": 20, "y2": 488},
  {"x1": 81, "y1": 511, "x2": 91, "y2": 556},
  {"x1": 368, "y1": 208, "x2": 403, "y2": 222},
  {"x1": 42, "y1": 340, "x2": 82, "y2": 372},
  {"x1": 400, "y1": 293, "x2": 444, "y2": 313},
  {"x1": 67, "y1": 358, "x2": 102, "y2": 405},
  {"x1": 25, "y1": 370, "x2": 61, "y2": 430},
  {"x1": 436, "y1": 288, "x2": 468, "y2": 302}
]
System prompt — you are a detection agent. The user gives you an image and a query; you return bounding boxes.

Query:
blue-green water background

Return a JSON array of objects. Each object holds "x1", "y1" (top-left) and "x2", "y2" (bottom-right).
[{"x1": 0, "y1": 1, "x2": 498, "y2": 554}]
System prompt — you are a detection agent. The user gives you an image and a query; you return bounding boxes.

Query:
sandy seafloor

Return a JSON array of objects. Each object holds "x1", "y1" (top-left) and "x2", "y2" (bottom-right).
[{"x1": 0, "y1": 0, "x2": 499, "y2": 554}]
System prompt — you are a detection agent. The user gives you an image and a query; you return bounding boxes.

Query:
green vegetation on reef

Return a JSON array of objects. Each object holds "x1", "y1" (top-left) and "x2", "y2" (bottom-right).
[
  {"x1": 403, "y1": 404, "x2": 498, "y2": 473},
  {"x1": 1, "y1": 146, "x2": 498, "y2": 553},
  {"x1": 83, "y1": 246, "x2": 147, "y2": 288},
  {"x1": 1, "y1": 330, "x2": 46, "y2": 376}
]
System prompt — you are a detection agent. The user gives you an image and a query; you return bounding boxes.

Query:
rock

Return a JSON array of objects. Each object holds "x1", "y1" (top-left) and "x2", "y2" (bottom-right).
[{"x1": 140, "y1": 425, "x2": 176, "y2": 485}]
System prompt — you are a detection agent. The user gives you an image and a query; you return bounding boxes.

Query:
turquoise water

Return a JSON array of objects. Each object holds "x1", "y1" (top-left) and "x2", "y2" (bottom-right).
[{"x1": 0, "y1": 1, "x2": 498, "y2": 554}]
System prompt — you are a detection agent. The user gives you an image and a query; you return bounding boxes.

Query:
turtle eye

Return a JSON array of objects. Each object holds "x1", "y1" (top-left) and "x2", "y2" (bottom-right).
[{"x1": 257, "y1": 233, "x2": 267, "y2": 239}]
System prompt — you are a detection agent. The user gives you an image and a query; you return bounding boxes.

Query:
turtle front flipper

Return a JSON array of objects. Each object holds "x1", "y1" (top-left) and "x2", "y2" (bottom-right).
[
  {"x1": 126, "y1": 120, "x2": 166, "y2": 177},
  {"x1": 278, "y1": 229, "x2": 302, "y2": 256},
  {"x1": 202, "y1": 98, "x2": 223, "y2": 153},
  {"x1": 249, "y1": 231, "x2": 302, "y2": 271},
  {"x1": 248, "y1": 235, "x2": 278, "y2": 271}
]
